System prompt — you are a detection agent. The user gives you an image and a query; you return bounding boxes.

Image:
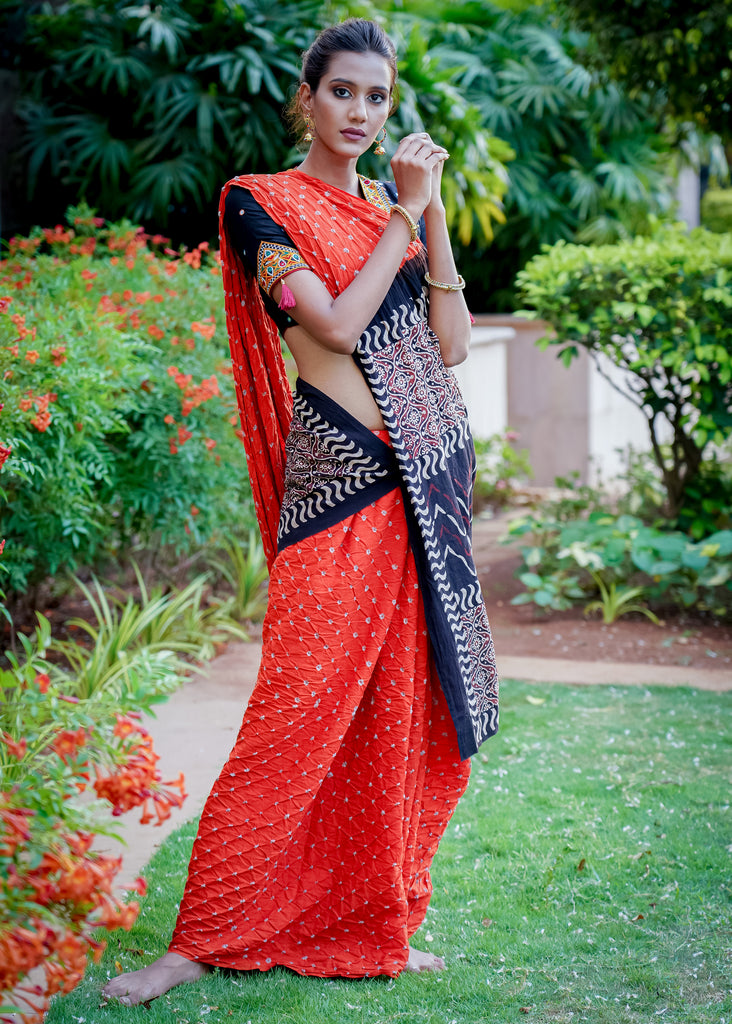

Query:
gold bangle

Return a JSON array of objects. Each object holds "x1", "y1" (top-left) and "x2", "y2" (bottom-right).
[
  {"x1": 425, "y1": 271, "x2": 466, "y2": 292},
  {"x1": 390, "y1": 203, "x2": 418, "y2": 242}
]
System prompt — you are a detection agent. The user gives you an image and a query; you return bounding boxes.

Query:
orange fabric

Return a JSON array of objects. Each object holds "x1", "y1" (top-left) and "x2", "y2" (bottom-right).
[
  {"x1": 170, "y1": 485, "x2": 470, "y2": 976},
  {"x1": 218, "y1": 170, "x2": 423, "y2": 569}
]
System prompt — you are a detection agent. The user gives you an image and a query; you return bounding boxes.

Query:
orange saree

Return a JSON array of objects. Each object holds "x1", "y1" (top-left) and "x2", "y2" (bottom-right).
[{"x1": 168, "y1": 169, "x2": 495, "y2": 975}]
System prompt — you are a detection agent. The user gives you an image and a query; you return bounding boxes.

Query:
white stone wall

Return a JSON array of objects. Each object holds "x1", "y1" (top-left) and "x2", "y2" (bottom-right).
[
  {"x1": 459, "y1": 316, "x2": 655, "y2": 486},
  {"x1": 451, "y1": 326, "x2": 513, "y2": 440}
]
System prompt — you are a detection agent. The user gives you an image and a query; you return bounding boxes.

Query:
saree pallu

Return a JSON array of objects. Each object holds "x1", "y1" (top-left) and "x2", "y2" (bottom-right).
[{"x1": 169, "y1": 482, "x2": 470, "y2": 976}]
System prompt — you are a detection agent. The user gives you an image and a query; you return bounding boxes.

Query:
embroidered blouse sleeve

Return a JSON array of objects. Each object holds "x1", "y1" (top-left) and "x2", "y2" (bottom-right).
[{"x1": 224, "y1": 187, "x2": 310, "y2": 297}]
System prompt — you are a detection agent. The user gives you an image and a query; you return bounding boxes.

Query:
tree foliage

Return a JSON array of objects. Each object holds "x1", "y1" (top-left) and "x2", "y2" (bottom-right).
[
  {"x1": 551, "y1": 0, "x2": 732, "y2": 142},
  {"x1": 3, "y1": 0, "x2": 318, "y2": 238},
  {"x1": 517, "y1": 225, "x2": 732, "y2": 535},
  {"x1": 1, "y1": 0, "x2": 510, "y2": 247},
  {"x1": 3, "y1": 0, "x2": 679, "y2": 307},
  {"x1": 376, "y1": 0, "x2": 672, "y2": 308}
]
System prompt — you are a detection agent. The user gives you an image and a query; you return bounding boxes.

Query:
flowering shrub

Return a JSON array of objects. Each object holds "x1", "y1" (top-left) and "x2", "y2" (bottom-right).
[
  {"x1": 0, "y1": 617, "x2": 187, "y2": 1022},
  {"x1": 0, "y1": 205, "x2": 256, "y2": 610}
]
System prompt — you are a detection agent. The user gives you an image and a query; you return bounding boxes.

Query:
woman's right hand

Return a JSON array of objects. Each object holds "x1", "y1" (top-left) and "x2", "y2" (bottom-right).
[{"x1": 390, "y1": 133, "x2": 448, "y2": 222}]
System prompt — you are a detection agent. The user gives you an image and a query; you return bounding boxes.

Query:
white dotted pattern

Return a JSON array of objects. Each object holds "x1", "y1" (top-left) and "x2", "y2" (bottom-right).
[{"x1": 169, "y1": 487, "x2": 470, "y2": 978}]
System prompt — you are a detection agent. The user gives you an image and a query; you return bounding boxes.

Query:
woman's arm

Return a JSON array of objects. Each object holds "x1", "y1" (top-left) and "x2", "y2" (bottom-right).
[
  {"x1": 423, "y1": 162, "x2": 473, "y2": 367},
  {"x1": 271, "y1": 135, "x2": 446, "y2": 354}
]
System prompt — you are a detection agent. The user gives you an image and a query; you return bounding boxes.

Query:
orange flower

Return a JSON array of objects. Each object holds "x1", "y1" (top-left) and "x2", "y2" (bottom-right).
[
  {"x1": 169, "y1": 439, "x2": 178, "y2": 455},
  {"x1": 190, "y1": 320, "x2": 215, "y2": 340},
  {"x1": 1, "y1": 731, "x2": 27, "y2": 759},
  {"x1": 31, "y1": 410, "x2": 51, "y2": 432},
  {"x1": 25, "y1": 350, "x2": 39, "y2": 364},
  {"x1": 0, "y1": 297, "x2": 11, "y2": 313},
  {"x1": 80, "y1": 269, "x2": 97, "y2": 281},
  {"x1": 19, "y1": 396, "x2": 33, "y2": 411},
  {"x1": 125, "y1": 876, "x2": 148, "y2": 897},
  {"x1": 43, "y1": 225, "x2": 74, "y2": 245},
  {"x1": 7, "y1": 343, "x2": 19, "y2": 357},
  {"x1": 177, "y1": 425, "x2": 192, "y2": 445},
  {"x1": 51, "y1": 345, "x2": 67, "y2": 366},
  {"x1": 35, "y1": 673, "x2": 50, "y2": 693},
  {"x1": 52, "y1": 728, "x2": 88, "y2": 762},
  {"x1": 204, "y1": 438, "x2": 216, "y2": 451},
  {"x1": 190, "y1": 504, "x2": 199, "y2": 516},
  {"x1": 163, "y1": 414, "x2": 175, "y2": 425},
  {"x1": 200, "y1": 374, "x2": 220, "y2": 397},
  {"x1": 148, "y1": 324, "x2": 164, "y2": 340}
]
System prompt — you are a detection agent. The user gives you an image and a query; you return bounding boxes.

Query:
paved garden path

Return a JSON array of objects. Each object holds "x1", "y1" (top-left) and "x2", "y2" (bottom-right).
[{"x1": 99, "y1": 518, "x2": 732, "y2": 892}]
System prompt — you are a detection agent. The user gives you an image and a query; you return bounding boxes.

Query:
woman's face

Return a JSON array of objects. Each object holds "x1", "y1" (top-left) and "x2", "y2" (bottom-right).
[{"x1": 301, "y1": 50, "x2": 393, "y2": 160}]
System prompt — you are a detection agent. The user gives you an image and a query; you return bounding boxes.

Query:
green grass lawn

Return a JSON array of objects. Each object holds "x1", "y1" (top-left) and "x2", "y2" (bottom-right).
[{"x1": 47, "y1": 680, "x2": 731, "y2": 1024}]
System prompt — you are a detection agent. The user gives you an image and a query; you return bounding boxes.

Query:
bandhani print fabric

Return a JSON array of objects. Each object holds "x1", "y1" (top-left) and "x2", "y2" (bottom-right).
[
  {"x1": 170, "y1": 486, "x2": 470, "y2": 975},
  {"x1": 168, "y1": 168, "x2": 497, "y2": 976}
]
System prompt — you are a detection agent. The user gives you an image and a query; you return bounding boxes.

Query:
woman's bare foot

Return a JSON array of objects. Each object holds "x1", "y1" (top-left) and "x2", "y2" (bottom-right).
[
  {"x1": 404, "y1": 945, "x2": 445, "y2": 972},
  {"x1": 101, "y1": 951, "x2": 209, "y2": 1006}
]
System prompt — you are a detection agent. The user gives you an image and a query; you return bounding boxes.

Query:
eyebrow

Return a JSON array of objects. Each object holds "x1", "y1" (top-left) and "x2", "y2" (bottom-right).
[{"x1": 328, "y1": 77, "x2": 389, "y2": 92}]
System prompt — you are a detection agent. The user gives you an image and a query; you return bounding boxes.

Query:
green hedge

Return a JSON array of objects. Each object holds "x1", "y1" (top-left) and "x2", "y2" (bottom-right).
[
  {"x1": 701, "y1": 188, "x2": 732, "y2": 234},
  {"x1": 517, "y1": 224, "x2": 732, "y2": 536},
  {"x1": 0, "y1": 207, "x2": 256, "y2": 606}
]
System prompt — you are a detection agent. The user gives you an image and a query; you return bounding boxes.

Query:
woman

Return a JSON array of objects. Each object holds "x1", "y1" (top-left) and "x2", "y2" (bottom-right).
[{"x1": 102, "y1": 18, "x2": 498, "y2": 1007}]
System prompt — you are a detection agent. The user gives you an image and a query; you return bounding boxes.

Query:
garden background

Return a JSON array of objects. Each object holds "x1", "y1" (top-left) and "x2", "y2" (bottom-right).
[{"x1": 0, "y1": 0, "x2": 731, "y2": 1021}]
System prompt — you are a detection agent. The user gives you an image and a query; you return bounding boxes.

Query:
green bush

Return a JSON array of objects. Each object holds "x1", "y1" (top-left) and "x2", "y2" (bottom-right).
[
  {"x1": 0, "y1": 206, "x2": 256, "y2": 612},
  {"x1": 473, "y1": 429, "x2": 533, "y2": 509},
  {"x1": 517, "y1": 224, "x2": 732, "y2": 535},
  {"x1": 701, "y1": 188, "x2": 732, "y2": 234},
  {"x1": 507, "y1": 508, "x2": 732, "y2": 619}
]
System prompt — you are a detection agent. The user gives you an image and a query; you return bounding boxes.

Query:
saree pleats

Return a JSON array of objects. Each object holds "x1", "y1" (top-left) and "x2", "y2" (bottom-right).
[{"x1": 170, "y1": 486, "x2": 470, "y2": 977}]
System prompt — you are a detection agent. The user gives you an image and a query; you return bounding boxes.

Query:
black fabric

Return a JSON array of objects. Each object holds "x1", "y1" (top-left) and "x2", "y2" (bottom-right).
[{"x1": 224, "y1": 186, "x2": 300, "y2": 335}]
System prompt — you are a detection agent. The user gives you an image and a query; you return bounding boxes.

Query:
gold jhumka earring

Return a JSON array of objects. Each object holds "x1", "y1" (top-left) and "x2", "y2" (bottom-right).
[
  {"x1": 303, "y1": 114, "x2": 314, "y2": 143},
  {"x1": 374, "y1": 126, "x2": 387, "y2": 155}
]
